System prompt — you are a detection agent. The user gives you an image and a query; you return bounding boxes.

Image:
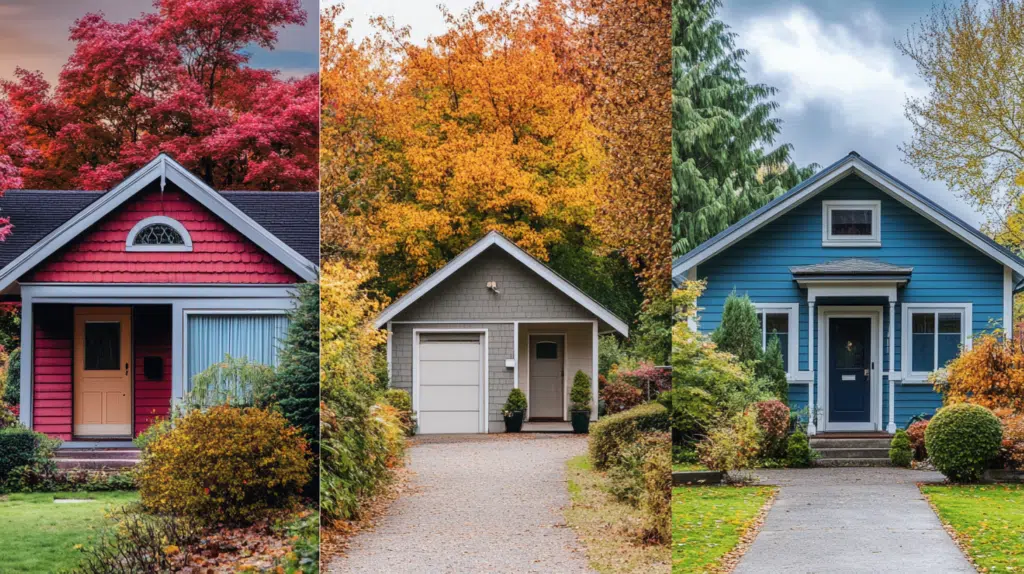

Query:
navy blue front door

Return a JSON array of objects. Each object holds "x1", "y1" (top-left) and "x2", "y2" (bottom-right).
[{"x1": 828, "y1": 318, "x2": 871, "y2": 423}]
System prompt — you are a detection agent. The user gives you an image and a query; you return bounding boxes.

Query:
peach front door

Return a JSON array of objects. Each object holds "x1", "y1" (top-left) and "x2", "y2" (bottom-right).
[{"x1": 73, "y1": 307, "x2": 132, "y2": 437}]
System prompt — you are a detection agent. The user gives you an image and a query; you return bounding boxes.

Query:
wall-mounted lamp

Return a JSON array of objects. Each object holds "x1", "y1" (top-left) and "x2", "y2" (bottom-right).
[{"x1": 487, "y1": 281, "x2": 501, "y2": 294}]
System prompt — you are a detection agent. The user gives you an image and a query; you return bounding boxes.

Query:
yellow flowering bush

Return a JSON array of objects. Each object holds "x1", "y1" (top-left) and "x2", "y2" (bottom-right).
[{"x1": 137, "y1": 405, "x2": 310, "y2": 524}]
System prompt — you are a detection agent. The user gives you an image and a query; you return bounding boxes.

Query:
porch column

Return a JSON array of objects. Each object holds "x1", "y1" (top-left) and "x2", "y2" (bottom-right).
[
  {"x1": 807, "y1": 299, "x2": 816, "y2": 435},
  {"x1": 18, "y1": 298, "x2": 32, "y2": 428},
  {"x1": 591, "y1": 320, "x2": 598, "y2": 422},
  {"x1": 887, "y1": 300, "x2": 897, "y2": 434}
]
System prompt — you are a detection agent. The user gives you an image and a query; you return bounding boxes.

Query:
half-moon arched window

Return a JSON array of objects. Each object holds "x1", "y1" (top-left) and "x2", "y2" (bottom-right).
[{"x1": 126, "y1": 216, "x2": 193, "y2": 252}]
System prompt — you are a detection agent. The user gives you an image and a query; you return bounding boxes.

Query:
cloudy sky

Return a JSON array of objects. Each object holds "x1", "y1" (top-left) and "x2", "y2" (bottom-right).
[{"x1": 0, "y1": 0, "x2": 318, "y2": 83}]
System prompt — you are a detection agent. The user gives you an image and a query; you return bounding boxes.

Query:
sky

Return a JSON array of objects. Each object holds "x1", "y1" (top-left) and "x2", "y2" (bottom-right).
[{"x1": 0, "y1": 0, "x2": 319, "y2": 83}]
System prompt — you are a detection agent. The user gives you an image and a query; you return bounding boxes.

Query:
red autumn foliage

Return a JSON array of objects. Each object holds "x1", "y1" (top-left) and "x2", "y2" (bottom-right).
[
  {"x1": 615, "y1": 362, "x2": 671, "y2": 398},
  {"x1": 1, "y1": 0, "x2": 316, "y2": 193},
  {"x1": 600, "y1": 381, "x2": 644, "y2": 415},
  {"x1": 907, "y1": 420, "x2": 929, "y2": 461},
  {"x1": 753, "y1": 400, "x2": 790, "y2": 444}
]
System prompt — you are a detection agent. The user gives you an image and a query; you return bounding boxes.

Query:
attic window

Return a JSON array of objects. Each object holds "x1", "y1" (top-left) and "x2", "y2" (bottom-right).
[
  {"x1": 822, "y1": 200, "x2": 881, "y2": 247},
  {"x1": 126, "y1": 216, "x2": 193, "y2": 252}
]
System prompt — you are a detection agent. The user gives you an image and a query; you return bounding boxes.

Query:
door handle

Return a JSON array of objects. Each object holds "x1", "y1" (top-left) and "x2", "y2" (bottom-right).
[{"x1": 864, "y1": 369, "x2": 870, "y2": 376}]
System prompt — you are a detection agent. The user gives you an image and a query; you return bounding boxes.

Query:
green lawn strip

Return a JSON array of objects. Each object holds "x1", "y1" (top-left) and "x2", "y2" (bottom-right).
[
  {"x1": 672, "y1": 485, "x2": 775, "y2": 574},
  {"x1": 920, "y1": 484, "x2": 1024, "y2": 572},
  {"x1": 0, "y1": 491, "x2": 139, "y2": 573},
  {"x1": 564, "y1": 455, "x2": 670, "y2": 574},
  {"x1": 673, "y1": 463, "x2": 708, "y2": 472}
]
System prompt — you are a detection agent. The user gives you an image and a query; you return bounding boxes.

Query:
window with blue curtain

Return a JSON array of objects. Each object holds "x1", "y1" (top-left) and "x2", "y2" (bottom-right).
[{"x1": 186, "y1": 314, "x2": 289, "y2": 390}]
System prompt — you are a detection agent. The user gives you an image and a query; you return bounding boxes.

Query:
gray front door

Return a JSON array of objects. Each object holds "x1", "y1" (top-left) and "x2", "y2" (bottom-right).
[{"x1": 529, "y1": 335, "x2": 564, "y2": 419}]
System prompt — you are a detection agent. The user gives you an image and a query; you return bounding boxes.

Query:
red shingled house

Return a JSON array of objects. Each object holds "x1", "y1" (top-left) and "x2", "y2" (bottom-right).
[{"x1": 4, "y1": 155, "x2": 318, "y2": 444}]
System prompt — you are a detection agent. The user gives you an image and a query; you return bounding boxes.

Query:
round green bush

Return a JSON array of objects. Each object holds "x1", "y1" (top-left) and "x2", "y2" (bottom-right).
[
  {"x1": 503, "y1": 388, "x2": 527, "y2": 413},
  {"x1": 786, "y1": 431, "x2": 813, "y2": 468},
  {"x1": 889, "y1": 429, "x2": 912, "y2": 467},
  {"x1": 925, "y1": 403, "x2": 1002, "y2": 483}
]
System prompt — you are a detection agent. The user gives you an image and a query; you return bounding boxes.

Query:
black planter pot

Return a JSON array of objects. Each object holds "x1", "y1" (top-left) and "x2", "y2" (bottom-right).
[
  {"x1": 571, "y1": 410, "x2": 591, "y2": 434},
  {"x1": 504, "y1": 410, "x2": 525, "y2": 433}
]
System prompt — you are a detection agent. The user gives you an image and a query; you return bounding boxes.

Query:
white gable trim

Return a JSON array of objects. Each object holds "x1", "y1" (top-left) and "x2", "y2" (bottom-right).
[
  {"x1": 373, "y1": 232, "x2": 629, "y2": 336},
  {"x1": 0, "y1": 154, "x2": 317, "y2": 291},
  {"x1": 673, "y1": 157, "x2": 1024, "y2": 278}
]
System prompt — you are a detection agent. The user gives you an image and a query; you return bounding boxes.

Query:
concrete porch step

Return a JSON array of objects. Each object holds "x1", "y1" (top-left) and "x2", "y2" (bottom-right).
[
  {"x1": 56, "y1": 449, "x2": 141, "y2": 460},
  {"x1": 55, "y1": 448, "x2": 140, "y2": 470},
  {"x1": 55, "y1": 458, "x2": 138, "y2": 470},
  {"x1": 810, "y1": 438, "x2": 892, "y2": 449},
  {"x1": 816, "y1": 457, "x2": 892, "y2": 467},
  {"x1": 814, "y1": 447, "x2": 890, "y2": 459}
]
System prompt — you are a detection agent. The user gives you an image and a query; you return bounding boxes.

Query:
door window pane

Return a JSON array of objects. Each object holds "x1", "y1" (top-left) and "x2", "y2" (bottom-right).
[
  {"x1": 536, "y1": 342, "x2": 558, "y2": 359},
  {"x1": 85, "y1": 322, "x2": 120, "y2": 370},
  {"x1": 912, "y1": 313, "x2": 935, "y2": 372},
  {"x1": 831, "y1": 209, "x2": 872, "y2": 236},
  {"x1": 938, "y1": 313, "x2": 963, "y2": 367}
]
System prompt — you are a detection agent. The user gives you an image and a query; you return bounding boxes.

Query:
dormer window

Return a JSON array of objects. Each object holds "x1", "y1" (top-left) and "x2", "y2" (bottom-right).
[
  {"x1": 822, "y1": 200, "x2": 881, "y2": 247},
  {"x1": 126, "y1": 216, "x2": 193, "y2": 252}
]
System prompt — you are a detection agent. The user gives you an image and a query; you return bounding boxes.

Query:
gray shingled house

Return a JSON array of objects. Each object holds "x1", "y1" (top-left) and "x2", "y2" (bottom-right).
[{"x1": 374, "y1": 232, "x2": 629, "y2": 434}]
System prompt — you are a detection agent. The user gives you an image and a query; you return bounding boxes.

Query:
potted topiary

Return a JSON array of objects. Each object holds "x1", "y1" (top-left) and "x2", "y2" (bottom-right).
[
  {"x1": 503, "y1": 388, "x2": 528, "y2": 432},
  {"x1": 570, "y1": 370, "x2": 592, "y2": 434}
]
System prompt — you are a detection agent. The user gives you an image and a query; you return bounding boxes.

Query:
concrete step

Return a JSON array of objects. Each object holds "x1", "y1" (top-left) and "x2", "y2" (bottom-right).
[
  {"x1": 814, "y1": 447, "x2": 890, "y2": 459},
  {"x1": 810, "y1": 438, "x2": 891, "y2": 449},
  {"x1": 56, "y1": 450, "x2": 140, "y2": 460},
  {"x1": 816, "y1": 457, "x2": 892, "y2": 468},
  {"x1": 56, "y1": 458, "x2": 138, "y2": 470}
]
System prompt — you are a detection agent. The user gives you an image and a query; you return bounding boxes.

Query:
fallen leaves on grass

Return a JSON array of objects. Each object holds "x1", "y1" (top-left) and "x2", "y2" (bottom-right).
[
  {"x1": 921, "y1": 484, "x2": 1024, "y2": 573},
  {"x1": 672, "y1": 485, "x2": 776, "y2": 574},
  {"x1": 170, "y1": 509, "x2": 315, "y2": 573}
]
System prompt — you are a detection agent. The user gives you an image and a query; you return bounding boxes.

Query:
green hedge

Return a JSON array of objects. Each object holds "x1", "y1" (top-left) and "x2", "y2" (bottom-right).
[
  {"x1": 0, "y1": 427, "x2": 58, "y2": 483},
  {"x1": 589, "y1": 402, "x2": 669, "y2": 469},
  {"x1": 925, "y1": 403, "x2": 1002, "y2": 483}
]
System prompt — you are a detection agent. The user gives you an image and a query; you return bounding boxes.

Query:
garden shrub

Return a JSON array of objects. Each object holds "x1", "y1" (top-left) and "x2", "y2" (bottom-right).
[
  {"x1": 133, "y1": 417, "x2": 173, "y2": 451},
  {"x1": 137, "y1": 405, "x2": 310, "y2": 524},
  {"x1": 673, "y1": 308, "x2": 757, "y2": 418},
  {"x1": 753, "y1": 400, "x2": 790, "y2": 459},
  {"x1": 925, "y1": 403, "x2": 1002, "y2": 483},
  {"x1": 184, "y1": 355, "x2": 276, "y2": 412},
  {"x1": 3, "y1": 347, "x2": 18, "y2": 406},
  {"x1": 697, "y1": 411, "x2": 761, "y2": 472},
  {"x1": 668, "y1": 385, "x2": 715, "y2": 453},
  {"x1": 607, "y1": 433, "x2": 663, "y2": 505},
  {"x1": 6, "y1": 467, "x2": 135, "y2": 493},
  {"x1": 0, "y1": 401, "x2": 17, "y2": 429},
  {"x1": 267, "y1": 281, "x2": 320, "y2": 452},
  {"x1": 998, "y1": 411, "x2": 1024, "y2": 470},
  {"x1": 757, "y1": 336, "x2": 788, "y2": 406},
  {"x1": 640, "y1": 435, "x2": 671, "y2": 545},
  {"x1": 274, "y1": 511, "x2": 319, "y2": 574},
  {"x1": 601, "y1": 380, "x2": 643, "y2": 414},
  {"x1": 711, "y1": 292, "x2": 762, "y2": 363},
  {"x1": 615, "y1": 362, "x2": 671, "y2": 399},
  {"x1": 570, "y1": 370, "x2": 592, "y2": 411},
  {"x1": 71, "y1": 509, "x2": 203, "y2": 574},
  {"x1": 598, "y1": 334, "x2": 626, "y2": 376},
  {"x1": 907, "y1": 420, "x2": 929, "y2": 461},
  {"x1": 890, "y1": 429, "x2": 913, "y2": 467},
  {"x1": 786, "y1": 430, "x2": 814, "y2": 468},
  {"x1": 589, "y1": 402, "x2": 670, "y2": 469},
  {"x1": 502, "y1": 388, "x2": 527, "y2": 414},
  {"x1": 0, "y1": 426, "x2": 59, "y2": 483},
  {"x1": 942, "y1": 333, "x2": 1024, "y2": 412},
  {"x1": 384, "y1": 388, "x2": 416, "y2": 434}
]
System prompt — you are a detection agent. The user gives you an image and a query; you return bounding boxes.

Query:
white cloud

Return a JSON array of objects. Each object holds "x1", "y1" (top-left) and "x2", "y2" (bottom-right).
[{"x1": 738, "y1": 6, "x2": 924, "y2": 135}]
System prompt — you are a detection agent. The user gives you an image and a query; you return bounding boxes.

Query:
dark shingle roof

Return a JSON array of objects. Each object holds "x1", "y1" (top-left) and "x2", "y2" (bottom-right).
[
  {"x1": 790, "y1": 259, "x2": 913, "y2": 276},
  {"x1": 0, "y1": 189, "x2": 318, "y2": 271}
]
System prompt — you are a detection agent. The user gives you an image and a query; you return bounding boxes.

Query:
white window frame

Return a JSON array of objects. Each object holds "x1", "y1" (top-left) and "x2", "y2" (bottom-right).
[
  {"x1": 822, "y1": 200, "x2": 881, "y2": 247},
  {"x1": 901, "y1": 303, "x2": 972, "y2": 383},
  {"x1": 753, "y1": 302, "x2": 799, "y2": 379},
  {"x1": 126, "y1": 215, "x2": 193, "y2": 252}
]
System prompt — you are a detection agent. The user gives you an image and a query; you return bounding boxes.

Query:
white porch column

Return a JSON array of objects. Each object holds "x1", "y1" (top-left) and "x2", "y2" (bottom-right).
[
  {"x1": 887, "y1": 300, "x2": 897, "y2": 434},
  {"x1": 591, "y1": 320, "x2": 599, "y2": 422},
  {"x1": 18, "y1": 296, "x2": 32, "y2": 428},
  {"x1": 170, "y1": 302, "x2": 184, "y2": 406},
  {"x1": 807, "y1": 299, "x2": 816, "y2": 435}
]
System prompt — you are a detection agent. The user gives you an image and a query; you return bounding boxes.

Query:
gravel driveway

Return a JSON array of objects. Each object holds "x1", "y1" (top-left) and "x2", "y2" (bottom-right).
[
  {"x1": 733, "y1": 468, "x2": 975, "y2": 573},
  {"x1": 329, "y1": 434, "x2": 595, "y2": 574}
]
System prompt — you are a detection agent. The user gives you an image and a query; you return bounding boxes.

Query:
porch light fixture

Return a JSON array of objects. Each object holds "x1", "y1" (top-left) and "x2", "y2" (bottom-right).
[{"x1": 487, "y1": 281, "x2": 501, "y2": 294}]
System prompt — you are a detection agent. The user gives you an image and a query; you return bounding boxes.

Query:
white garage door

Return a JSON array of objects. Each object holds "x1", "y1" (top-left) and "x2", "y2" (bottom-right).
[{"x1": 417, "y1": 334, "x2": 483, "y2": 434}]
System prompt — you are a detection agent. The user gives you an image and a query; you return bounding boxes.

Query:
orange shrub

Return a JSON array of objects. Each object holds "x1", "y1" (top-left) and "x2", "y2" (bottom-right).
[
  {"x1": 942, "y1": 333, "x2": 1024, "y2": 412},
  {"x1": 907, "y1": 420, "x2": 929, "y2": 461},
  {"x1": 137, "y1": 405, "x2": 310, "y2": 524},
  {"x1": 999, "y1": 411, "x2": 1024, "y2": 470}
]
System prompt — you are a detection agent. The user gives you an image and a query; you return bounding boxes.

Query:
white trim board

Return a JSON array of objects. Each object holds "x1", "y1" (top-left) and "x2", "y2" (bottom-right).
[
  {"x1": 0, "y1": 154, "x2": 317, "y2": 291},
  {"x1": 821, "y1": 199, "x2": 881, "y2": 247},
  {"x1": 674, "y1": 156, "x2": 1024, "y2": 278},
  {"x1": 373, "y1": 232, "x2": 628, "y2": 336},
  {"x1": 751, "y1": 302, "x2": 799, "y2": 379},
  {"x1": 900, "y1": 302, "x2": 973, "y2": 383}
]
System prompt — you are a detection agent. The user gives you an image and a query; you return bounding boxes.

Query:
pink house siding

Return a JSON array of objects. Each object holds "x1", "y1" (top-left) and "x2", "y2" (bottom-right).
[
  {"x1": 27, "y1": 187, "x2": 298, "y2": 284},
  {"x1": 33, "y1": 304, "x2": 73, "y2": 440},
  {"x1": 133, "y1": 306, "x2": 172, "y2": 436}
]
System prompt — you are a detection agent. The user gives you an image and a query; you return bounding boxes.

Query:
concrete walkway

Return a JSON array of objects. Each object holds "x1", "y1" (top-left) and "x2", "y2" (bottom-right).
[
  {"x1": 329, "y1": 434, "x2": 594, "y2": 574},
  {"x1": 734, "y1": 468, "x2": 975, "y2": 573}
]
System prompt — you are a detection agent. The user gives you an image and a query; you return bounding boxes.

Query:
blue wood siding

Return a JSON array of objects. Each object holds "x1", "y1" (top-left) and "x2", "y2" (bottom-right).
[{"x1": 695, "y1": 174, "x2": 1005, "y2": 428}]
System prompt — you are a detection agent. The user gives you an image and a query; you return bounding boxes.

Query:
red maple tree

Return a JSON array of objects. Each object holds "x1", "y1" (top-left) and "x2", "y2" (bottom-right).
[{"x1": 1, "y1": 0, "x2": 316, "y2": 192}]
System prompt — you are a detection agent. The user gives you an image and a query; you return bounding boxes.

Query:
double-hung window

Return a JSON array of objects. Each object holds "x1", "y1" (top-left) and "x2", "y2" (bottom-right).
[
  {"x1": 822, "y1": 200, "x2": 881, "y2": 247},
  {"x1": 753, "y1": 303, "x2": 799, "y2": 376},
  {"x1": 903, "y1": 304, "x2": 971, "y2": 381}
]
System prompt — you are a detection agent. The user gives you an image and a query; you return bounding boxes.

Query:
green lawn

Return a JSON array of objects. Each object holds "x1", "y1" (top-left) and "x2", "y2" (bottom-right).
[
  {"x1": 921, "y1": 484, "x2": 1024, "y2": 573},
  {"x1": 672, "y1": 485, "x2": 775, "y2": 574},
  {"x1": 0, "y1": 491, "x2": 139, "y2": 573},
  {"x1": 672, "y1": 463, "x2": 708, "y2": 472}
]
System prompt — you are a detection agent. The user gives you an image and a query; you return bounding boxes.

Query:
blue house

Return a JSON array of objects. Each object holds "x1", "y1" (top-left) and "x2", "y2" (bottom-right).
[{"x1": 673, "y1": 152, "x2": 1024, "y2": 435}]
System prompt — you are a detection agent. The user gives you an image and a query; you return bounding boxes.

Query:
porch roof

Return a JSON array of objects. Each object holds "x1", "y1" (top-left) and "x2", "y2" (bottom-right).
[{"x1": 790, "y1": 258, "x2": 913, "y2": 282}]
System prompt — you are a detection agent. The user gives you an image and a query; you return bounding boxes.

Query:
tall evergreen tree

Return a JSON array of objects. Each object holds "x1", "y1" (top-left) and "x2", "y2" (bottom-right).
[
  {"x1": 672, "y1": 0, "x2": 814, "y2": 257},
  {"x1": 270, "y1": 281, "x2": 320, "y2": 473}
]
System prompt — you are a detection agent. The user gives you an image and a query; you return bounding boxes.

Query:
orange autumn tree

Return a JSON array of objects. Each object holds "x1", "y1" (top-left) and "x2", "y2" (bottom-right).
[
  {"x1": 320, "y1": 2, "x2": 605, "y2": 295},
  {"x1": 941, "y1": 332, "x2": 1024, "y2": 412}
]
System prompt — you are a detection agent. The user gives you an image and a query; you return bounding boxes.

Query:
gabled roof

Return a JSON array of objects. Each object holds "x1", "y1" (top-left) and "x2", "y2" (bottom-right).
[
  {"x1": 672, "y1": 152, "x2": 1024, "y2": 282},
  {"x1": 0, "y1": 154, "x2": 318, "y2": 290},
  {"x1": 373, "y1": 231, "x2": 629, "y2": 336},
  {"x1": 790, "y1": 259, "x2": 913, "y2": 276}
]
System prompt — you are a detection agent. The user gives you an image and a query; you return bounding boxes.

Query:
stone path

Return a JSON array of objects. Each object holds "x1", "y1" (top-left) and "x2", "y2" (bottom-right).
[
  {"x1": 734, "y1": 468, "x2": 975, "y2": 573},
  {"x1": 329, "y1": 434, "x2": 595, "y2": 574}
]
